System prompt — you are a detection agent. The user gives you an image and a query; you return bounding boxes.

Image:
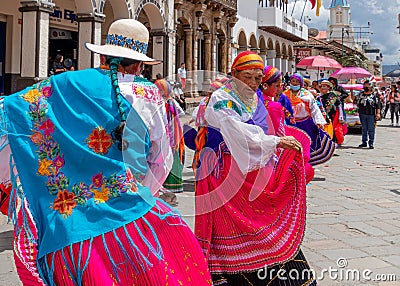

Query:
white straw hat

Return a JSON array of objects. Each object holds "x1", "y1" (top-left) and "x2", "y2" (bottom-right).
[{"x1": 85, "y1": 19, "x2": 160, "y2": 64}]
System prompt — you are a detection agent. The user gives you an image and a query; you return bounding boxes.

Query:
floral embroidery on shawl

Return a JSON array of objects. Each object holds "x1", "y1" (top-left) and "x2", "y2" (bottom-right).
[
  {"x1": 22, "y1": 80, "x2": 138, "y2": 218},
  {"x1": 86, "y1": 126, "x2": 114, "y2": 155}
]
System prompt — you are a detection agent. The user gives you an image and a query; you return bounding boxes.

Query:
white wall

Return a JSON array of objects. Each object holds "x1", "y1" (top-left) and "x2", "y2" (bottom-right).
[{"x1": 0, "y1": 0, "x2": 21, "y2": 74}]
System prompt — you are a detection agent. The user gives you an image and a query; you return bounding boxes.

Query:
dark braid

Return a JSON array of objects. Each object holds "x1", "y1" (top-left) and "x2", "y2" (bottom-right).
[{"x1": 109, "y1": 56, "x2": 129, "y2": 151}]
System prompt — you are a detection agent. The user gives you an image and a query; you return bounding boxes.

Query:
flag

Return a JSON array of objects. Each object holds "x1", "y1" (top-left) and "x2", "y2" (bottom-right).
[
  {"x1": 309, "y1": 0, "x2": 316, "y2": 9},
  {"x1": 316, "y1": 0, "x2": 322, "y2": 16}
]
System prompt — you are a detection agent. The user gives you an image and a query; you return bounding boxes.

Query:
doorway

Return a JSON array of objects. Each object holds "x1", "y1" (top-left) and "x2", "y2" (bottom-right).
[{"x1": 0, "y1": 21, "x2": 6, "y2": 95}]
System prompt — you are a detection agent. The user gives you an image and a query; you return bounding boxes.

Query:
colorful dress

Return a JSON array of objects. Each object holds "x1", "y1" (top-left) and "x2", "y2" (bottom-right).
[
  {"x1": 320, "y1": 91, "x2": 347, "y2": 145},
  {"x1": 0, "y1": 69, "x2": 212, "y2": 285},
  {"x1": 284, "y1": 88, "x2": 335, "y2": 166},
  {"x1": 194, "y1": 81, "x2": 316, "y2": 285},
  {"x1": 163, "y1": 96, "x2": 185, "y2": 193},
  {"x1": 259, "y1": 91, "x2": 315, "y2": 184}
]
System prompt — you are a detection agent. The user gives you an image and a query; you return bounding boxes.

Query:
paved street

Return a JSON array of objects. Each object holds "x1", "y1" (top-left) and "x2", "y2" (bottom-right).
[{"x1": 1, "y1": 118, "x2": 400, "y2": 285}]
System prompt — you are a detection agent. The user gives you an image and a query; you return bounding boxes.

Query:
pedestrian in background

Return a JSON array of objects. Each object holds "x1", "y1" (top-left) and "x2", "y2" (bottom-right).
[
  {"x1": 388, "y1": 84, "x2": 400, "y2": 126},
  {"x1": 357, "y1": 80, "x2": 381, "y2": 149},
  {"x1": 52, "y1": 54, "x2": 67, "y2": 75},
  {"x1": 177, "y1": 62, "x2": 186, "y2": 90}
]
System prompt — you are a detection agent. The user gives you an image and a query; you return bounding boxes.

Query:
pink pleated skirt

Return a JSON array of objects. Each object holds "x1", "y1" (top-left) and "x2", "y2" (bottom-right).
[{"x1": 14, "y1": 200, "x2": 212, "y2": 286}]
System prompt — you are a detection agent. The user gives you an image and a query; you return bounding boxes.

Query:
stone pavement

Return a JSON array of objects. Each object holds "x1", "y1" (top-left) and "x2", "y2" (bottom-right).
[{"x1": 1, "y1": 118, "x2": 399, "y2": 285}]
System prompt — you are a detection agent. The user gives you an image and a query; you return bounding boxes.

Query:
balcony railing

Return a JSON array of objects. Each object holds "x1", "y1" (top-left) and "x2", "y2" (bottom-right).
[
  {"x1": 258, "y1": 5, "x2": 308, "y2": 42},
  {"x1": 212, "y1": 0, "x2": 237, "y2": 11},
  {"x1": 259, "y1": 0, "x2": 288, "y2": 13}
]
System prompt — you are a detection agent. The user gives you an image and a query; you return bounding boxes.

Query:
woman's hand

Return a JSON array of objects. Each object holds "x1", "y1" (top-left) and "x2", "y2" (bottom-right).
[{"x1": 277, "y1": 136, "x2": 303, "y2": 153}]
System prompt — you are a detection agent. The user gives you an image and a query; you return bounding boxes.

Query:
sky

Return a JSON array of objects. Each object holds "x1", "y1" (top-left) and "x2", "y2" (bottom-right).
[{"x1": 287, "y1": 0, "x2": 400, "y2": 66}]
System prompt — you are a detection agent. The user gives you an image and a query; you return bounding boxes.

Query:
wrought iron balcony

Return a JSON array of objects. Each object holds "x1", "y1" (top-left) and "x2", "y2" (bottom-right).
[{"x1": 210, "y1": 0, "x2": 237, "y2": 11}]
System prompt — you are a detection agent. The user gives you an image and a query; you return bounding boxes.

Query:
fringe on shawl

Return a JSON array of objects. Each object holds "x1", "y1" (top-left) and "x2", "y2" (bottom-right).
[{"x1": 36, "y1": 199, "x2": 184, "y2": 286}]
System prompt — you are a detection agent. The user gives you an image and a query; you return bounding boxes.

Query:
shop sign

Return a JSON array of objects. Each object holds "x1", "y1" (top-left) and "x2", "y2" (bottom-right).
[
  {"x1": 49, "y1": 0, "x2": 77, "y2": 28},
  {"x1": 295, "y1": 48, "x2": 312, "y2": 60},
  {"x1": 50, "y1": 28, "x2": 72, "y2": 40}
]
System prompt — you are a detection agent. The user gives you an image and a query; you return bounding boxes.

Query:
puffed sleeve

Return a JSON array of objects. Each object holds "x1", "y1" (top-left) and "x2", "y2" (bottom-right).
[
  {"x1": 306, "y1": 92, "x2": 327, "y2": 125},
  {"x1": 205, "y1": 90, "x2": 279, "y2": 174},
  {"x1": 120, "y1": 81, "x2": 173, "y2": 196}
]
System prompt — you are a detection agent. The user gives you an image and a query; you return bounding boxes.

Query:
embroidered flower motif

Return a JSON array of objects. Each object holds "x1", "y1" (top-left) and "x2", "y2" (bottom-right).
[
  {"x1": 41, "y1": 86, "x2": 53, "y2": 98},
  {"x1": 23, "y1": 89, "x2": 40, "y2": 103},
  {"x1": 24, "y1": 80, "x2": 140, "y2": 217},
  {"x1": 93, "y1": 184, "x2": 110, "y2": 203},
  {"x1": 38, "y1": 158, "x2": 52, "y2": 176},
  {"x1": 86, "y1": 127, "x2": 113, "y2": 155},
  {"x1": 135, "y1": 86, "x2": 146, "y2": 96},
  {"x1": 38, "y1": 119, "x2": 55, "y2": 136},
  {"x1": 53, "y1": 155, "x2": 65, "y2": 171},
  {"x1": 92, "y1": 173, "x2": 103, "y2": 188},
  {"x1": 52, "y1": 190, "x2": 76, "y2": 217},
  {"x1": 31, "y1": 131, "x2": 43, "y2": 144}
]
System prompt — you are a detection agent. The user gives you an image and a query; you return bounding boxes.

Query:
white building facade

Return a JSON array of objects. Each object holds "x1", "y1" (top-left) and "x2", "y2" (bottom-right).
[
  {"x1": 231, "y1": 0, "x2": 308, "y2": 75},
  {"x1": 0, "y1": 0, "x2": 178, "y2": 94}
]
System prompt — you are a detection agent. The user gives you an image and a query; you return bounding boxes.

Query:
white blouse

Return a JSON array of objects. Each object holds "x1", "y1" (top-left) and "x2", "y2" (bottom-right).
[
  {"x1": 204, "y1": 88, "x2": 279, "y2": 175},
  {"x1": 292, "y1": 89, "x2": 326, "y2": 125}
]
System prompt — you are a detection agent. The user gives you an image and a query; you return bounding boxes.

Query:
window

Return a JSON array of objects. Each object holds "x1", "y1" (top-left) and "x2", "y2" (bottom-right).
[{"x1": 336, "y1": 11, "x2": 343, "y2": 23}]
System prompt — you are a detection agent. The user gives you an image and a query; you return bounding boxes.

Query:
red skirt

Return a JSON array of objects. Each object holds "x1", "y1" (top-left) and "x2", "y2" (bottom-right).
[
  {"x1": 13, "y1": 200, "x2": 212, "y2": 286},
  {"x1": 195, "y1": 128, "x2": 310, "y2": 274}
]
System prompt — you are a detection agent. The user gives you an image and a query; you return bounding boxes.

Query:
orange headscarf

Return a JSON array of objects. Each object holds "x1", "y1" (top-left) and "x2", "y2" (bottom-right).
[{"x1": 231, "y1": 51, "x2": 264, "y2": 72}]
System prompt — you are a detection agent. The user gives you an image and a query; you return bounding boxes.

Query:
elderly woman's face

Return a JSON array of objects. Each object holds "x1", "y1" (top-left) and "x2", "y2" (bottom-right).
[{"x1": 233, "y1": 69, "x2": 263, "y2": 92}]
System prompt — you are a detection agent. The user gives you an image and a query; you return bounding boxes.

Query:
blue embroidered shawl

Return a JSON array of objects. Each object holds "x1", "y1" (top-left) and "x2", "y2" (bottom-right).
[{"x1": 1, "y1": 69, "x2": 156, "y2": 259}]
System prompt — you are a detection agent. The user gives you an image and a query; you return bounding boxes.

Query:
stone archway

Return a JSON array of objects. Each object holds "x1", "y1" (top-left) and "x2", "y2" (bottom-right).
[
  {"x1": 259, "y1": 36, "x2": 267, "y2": 63},
  {"x1": 238, "y1": 30, "x2": 247, "y2": 53},
  {"x1": 136, "y1": 2, "x2": 166, "y2": 78},
  {"x1": 98, "y1": 0, "x2": 131, "y2": 18},
  {"x1": 281, "y1": 43, "x2": 287, "y2": 73},
  {"x1": 265, "y1": 38, "x2": 275, "y2": 67},
  {"x1": 216, "y1": 28, "x2": 228, "y2": 73},
  {"x1": 249, "y1": 33, "x2": 258, "y2": 53},
  {"x1": 100, "y1": 0, "x2": 130, "y2": 45},
  {"x1": 288, "y1": 45, "x2": 294, "y2": 73},
  {"x1": 275, "y1": 40, "x2": 281, "y2": 70}
]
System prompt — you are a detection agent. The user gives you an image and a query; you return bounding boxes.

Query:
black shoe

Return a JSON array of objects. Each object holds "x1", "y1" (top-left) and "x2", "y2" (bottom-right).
[
  {"x1": 358, "y1": 143, "x2": 367, "y2": 148},
  {"x1": 369, "y1": 145, "x2": 374, "y2": 149}
]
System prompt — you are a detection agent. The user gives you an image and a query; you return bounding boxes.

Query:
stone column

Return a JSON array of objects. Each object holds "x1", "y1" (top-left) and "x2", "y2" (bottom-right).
[
  {"x1": 288, "y1": 56, "x2": 295, "y2": 73},
  {"x1": 202, "y1": 32, "x2": 212, "y2": 94},
  {"x1": 281, "y1": 55, "x2": 288, "y2": 74},
  {"x1": 19, "y1": 1, "x2": 54, "y2": 82},
  {"x1": 76, "y1": 13, "x2": 104, "y2": 70},
  {"x1": 184, "y1": 28, "x2": 193, "y2": 94},
  {"x1": 151, "y1": 29, "x2": 165, "y2": 78},
  {"x1": 266, "y1": 49, "x2": 276, "y2": 67},
  {"x1": 275, "y1": 53, "x2": 282, "y2": 71},
  {"x1": 226, "y1": 36, "x2": 232, "y2": 72},
  {"x1": 184, "y1": 28, "x2": 193, "y2": 72},
  {"x1": 220, "y1": 37, "x2": 228, "y2": 74},
  {"x1": 192, "y1": 28, "x2": 199, "y2": 97},
  {"x1": 211, "y1": 35, "x2": 217, "y2": 72}
]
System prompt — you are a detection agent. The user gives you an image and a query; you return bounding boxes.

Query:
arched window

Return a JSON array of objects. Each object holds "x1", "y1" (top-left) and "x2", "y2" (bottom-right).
[{"x1": 336, "y1": 11, "x2": 343, "y2": 23}]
